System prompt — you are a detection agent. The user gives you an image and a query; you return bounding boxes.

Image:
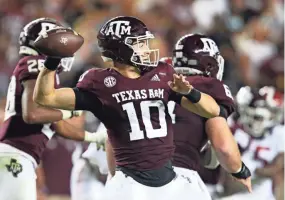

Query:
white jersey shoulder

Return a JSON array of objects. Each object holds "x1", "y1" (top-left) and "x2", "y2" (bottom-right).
[
  {"x1": 234, "y1": 125, "x2": 284, "y2": 179},
  {"x1": 270, "y1": 125, "x2": 285, "y2": 153}
]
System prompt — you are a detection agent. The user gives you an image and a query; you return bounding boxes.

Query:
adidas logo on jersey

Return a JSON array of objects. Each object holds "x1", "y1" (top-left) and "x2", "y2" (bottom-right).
[{"x1": 151, "y1": 74, "x2": 160, "y2": 81}]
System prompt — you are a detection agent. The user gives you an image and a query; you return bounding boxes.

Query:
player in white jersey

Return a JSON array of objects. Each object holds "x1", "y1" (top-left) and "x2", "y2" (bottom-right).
[
  {"x1": 220, "y1": 86, "x2": 284, "y2": 200},
  {"x1": 70, "y1": 122, "x2": 109, "y2": 200}
]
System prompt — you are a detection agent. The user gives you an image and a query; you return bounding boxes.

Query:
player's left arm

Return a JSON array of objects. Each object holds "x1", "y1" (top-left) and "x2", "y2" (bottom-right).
[{"x1": 169, "y1": 74, "x2": 220, "y2": 118}]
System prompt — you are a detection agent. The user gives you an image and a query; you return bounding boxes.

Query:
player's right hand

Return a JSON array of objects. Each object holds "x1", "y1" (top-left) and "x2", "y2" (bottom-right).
[
  {"x1": 231, "y1": 162, "x2": 252, "y2": 193},
  {"x1": 168, "y1": 74, "x2": 193, "y2": 95},
  {"x1": 232, "y1": 176, "x2": 252, "y2": 193}
]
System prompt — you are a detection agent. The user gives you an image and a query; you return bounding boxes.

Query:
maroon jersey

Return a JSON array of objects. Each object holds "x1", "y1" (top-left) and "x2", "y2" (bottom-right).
[
  {"x1": 170, "y1": 76, "x2": 235, "y2": 172},
  {"x1": 0, "y1": 55, "x2": 59, "y2": 164},
  {"x1": 42, "y1": 136, "x2": 79, "y2": 195},
  {"x1": 75, "y1": 62, "x2": 181, "y2": 170}
]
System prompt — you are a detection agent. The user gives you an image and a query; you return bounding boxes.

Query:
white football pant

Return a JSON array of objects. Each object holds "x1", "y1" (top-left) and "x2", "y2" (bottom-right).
[
  {"x1": 102, "y1": 166, "x2": 212, "y2": 200},
  {"x1": 0, "y1": 143, "x2": 37, "y2": 200},
  {"x1": 70, "y1": 158, "x2": 106, "y2": 200}
]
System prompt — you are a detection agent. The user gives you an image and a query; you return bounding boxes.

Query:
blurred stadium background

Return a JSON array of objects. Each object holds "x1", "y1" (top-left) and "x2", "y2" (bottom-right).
[{"x1": 0, "y1": 0, "x2": 283, "y2": 199}]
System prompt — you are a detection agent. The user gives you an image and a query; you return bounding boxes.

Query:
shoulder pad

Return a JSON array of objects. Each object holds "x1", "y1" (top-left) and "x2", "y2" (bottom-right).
[{"x1": 187, "y1": 76, "x2": 236, "y2": 117}]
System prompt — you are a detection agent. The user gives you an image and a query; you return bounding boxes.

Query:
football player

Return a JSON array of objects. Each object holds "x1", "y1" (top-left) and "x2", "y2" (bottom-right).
[
  {"x1": 159, "y1": 34, "x2": 251, "y2": 198},
  {"x1": 0, "y1": 18, "x2": 97, "y2": 200},
  {"x1": 220, "y1": 86, "x2": 284, "y2": 200},
  {"x1": 33, "y1": 16, "x2": 225, "y2": 199}
]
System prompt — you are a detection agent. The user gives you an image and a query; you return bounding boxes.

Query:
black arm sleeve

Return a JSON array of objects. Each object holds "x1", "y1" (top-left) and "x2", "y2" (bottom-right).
[
  {"x1": 204, "y1": 104, "x2": 230, "y2": 121},
  {"x1": 73, "y1": 87, "x2": 103, "y2": 111},
  {"x1": 218, "y1": 104, "x2": 229, "y2": 119}
]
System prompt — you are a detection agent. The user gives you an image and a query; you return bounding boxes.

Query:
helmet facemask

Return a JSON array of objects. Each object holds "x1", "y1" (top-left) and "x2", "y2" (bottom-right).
[
  {"x1": 173, "y1": 51, "x2": 224, "y2": 80},
  {"x1": 241, "y1": 104, "x2": 274, "y2": 138},
  {"x1": 125, "y1": 31, "x2": 159, "y2": 67},
  {"x1": 215, "y1": 53, "x2": 224, "y2": 80},
  {"x1": 173, "y1": 34, "x2": 225, "y2": 80},
  {"x1": 60, "y1": 57, "x2": 75, "y2": 72}
]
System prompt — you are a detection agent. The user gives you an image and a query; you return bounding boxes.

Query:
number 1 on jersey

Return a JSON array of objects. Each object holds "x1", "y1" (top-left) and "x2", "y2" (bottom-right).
[{"x1": 167, "y1": 101, "x2": 176, "y2": 124}]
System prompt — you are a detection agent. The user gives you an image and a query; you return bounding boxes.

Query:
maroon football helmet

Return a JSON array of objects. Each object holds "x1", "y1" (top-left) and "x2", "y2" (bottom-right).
[
  {"x1": 18, "y1": 18, "x2": 74, "y2": 72},
  {"x1": 236, "y1": 86, "x2": 284, "y2": 137},
  {"x1": 97, "y1": 16, "x2": 159, "y2": 71},
  {"x1": 173, "y1": 34, "x2": 224, "y2": 80},
  {"x1": 19, "y1": 18, "x2": 62, "y2": 56}
]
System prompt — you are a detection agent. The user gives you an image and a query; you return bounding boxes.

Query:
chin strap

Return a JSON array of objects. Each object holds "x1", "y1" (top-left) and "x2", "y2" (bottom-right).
[{"x1": 19, "y1": 46, "x2": 39, "y2": 56}]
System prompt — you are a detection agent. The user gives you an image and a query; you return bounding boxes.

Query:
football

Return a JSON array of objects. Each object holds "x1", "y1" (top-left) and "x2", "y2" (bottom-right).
[{"x1": 34, "y1": 27, "x2": 84, "y2": 57}]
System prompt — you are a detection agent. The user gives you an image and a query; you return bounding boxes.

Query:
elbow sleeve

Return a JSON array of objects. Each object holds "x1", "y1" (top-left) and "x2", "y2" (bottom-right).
[{"x1": 218, "y1": 105, "x2": 228, "y2": 119}]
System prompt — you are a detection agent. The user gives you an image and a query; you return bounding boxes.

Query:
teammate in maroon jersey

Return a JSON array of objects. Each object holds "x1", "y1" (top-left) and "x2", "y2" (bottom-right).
[
  {"x1": 0, "y1": 18, "x2": 97, "y2": 200},
  {"x1": 163, "y1": 34, "x2": 252, "y2": 197},
  {"x1": 33, "y1": 16, "x2": 224, "y2": 199}
]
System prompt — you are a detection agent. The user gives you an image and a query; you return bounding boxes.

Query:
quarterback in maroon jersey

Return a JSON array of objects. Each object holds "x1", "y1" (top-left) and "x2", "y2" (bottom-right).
[
  {"x1": 33, "y1": 16, "x2": 223, "y2": 200},
  {"x1": 162, "y1": 34, "x2": 252, "y2": 198},
  {"x1": 0, "y1": 18, "x2": 93, "y2": 200}
]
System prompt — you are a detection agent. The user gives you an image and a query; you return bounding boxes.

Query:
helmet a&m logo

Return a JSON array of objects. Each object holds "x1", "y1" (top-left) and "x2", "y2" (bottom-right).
[
  {"x1": 102, "y1": 21, "x2": 131, "y2": 38},
  {"x1": 104, "y1": 76, "x2": 116, "y2": 88},
  {"x1": 6, "y1": 158, "x2": 23, "y2": 178}
]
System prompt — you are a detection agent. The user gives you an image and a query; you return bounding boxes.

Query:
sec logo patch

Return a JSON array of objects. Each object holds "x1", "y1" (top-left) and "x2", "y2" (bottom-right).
[{"x1": 104, "y1": 76, "x2": 116, "y2": 88}]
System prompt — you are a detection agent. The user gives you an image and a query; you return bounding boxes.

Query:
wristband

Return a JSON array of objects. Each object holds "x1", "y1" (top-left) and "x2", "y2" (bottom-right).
[
  {"x1": 218, "y1": 105, "x2": 227, "y2": 119},
  {"x1": 84, "y1": 131, "x2": 107, "y2": 143},
  {"x1": 44, "y1": 57, "x2": 61, "y2": 71},
  {"x1": 84, "y1": 131, "x2": 98, "y2": 142},
  {"x1": 59, "y1": 110, "x2": 72, "y2": 120},
  {"x1": 72, "y1": 110, "x2": 83, "y2": 117},
  {"x1": 231, "y1": 162, "x2": 251, "y2": 179},
  {"x1": 184, "y1": 88, "x2": 201, "y2": 103}
]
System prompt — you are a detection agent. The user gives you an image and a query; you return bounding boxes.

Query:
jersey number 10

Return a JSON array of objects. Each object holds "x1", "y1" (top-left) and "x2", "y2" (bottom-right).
[{"x1": 122, "y1": 100, "x2": 167, "y2": 141}]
